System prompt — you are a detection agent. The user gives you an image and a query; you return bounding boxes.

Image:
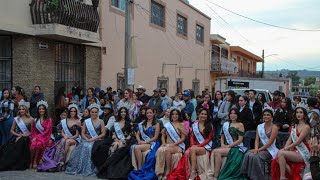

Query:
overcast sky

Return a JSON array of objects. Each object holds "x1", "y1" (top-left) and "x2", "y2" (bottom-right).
[{"x1": 189, "y1": 0, "x2": 320, "y2": 71}]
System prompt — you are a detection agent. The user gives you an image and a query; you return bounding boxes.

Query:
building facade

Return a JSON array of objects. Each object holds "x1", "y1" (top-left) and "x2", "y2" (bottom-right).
[
  {"x1": 100, "y1": 0, "x2": 211, "y2": 96},
  {"x1": 0, "y1": 0, "x2": 102, "y2": 110}
]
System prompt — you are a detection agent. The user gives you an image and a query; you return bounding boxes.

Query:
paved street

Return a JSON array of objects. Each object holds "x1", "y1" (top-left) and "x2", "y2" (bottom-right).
[{"x1": 0, "y1": 169, "x2": 98, "y2": 180}]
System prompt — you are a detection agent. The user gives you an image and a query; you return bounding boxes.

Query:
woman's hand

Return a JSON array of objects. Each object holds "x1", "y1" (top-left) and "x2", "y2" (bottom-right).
[{"x1": 310, "y1": 137, "x2": 320, "y2": 156}]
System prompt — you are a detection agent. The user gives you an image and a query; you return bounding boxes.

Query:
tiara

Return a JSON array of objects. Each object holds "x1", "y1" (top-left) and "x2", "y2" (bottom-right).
[
  {"x1": 37, "y1": 100, "x2": 48, "y2": 108},
  {"x1": 68, "y1": 103, "x2": 78, "y2": 111},
  {"x1": 88, "y1": 103, "x2": 100, "y2": 110},
  {"x1": 18, "y1": 99, "x2": 30, "y2": 109},
  {"x1": 169, "y1": 107, "x2": 181, "y2": 112},
  {"x1": 295, "y1": 102, "x2": 308, "y2": 110},
  {"x1": 262, "y1": 104, "x2": 275, "y2": 115}
]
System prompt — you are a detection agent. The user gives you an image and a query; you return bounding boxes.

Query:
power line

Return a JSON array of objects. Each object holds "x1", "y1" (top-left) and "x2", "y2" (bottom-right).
[{"x1": 205, "y1": 0, "x2": 320, "y2": 32}]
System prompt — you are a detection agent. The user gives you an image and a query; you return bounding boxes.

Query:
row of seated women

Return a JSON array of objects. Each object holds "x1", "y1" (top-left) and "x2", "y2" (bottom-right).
[{"x1": 0, "y1": 99, "x2": 313, "y2": 180}]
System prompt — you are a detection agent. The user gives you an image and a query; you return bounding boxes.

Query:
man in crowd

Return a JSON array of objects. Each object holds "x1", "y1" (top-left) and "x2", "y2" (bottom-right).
[
  {"x1": 160, "y1": 88, "x2": 172, "y2": 108},
  {"x1": 136, "y1": 85, "x2": 150, "y2": 106},
  {"x1": 248, "y1": 89, "x2": 263, "y2": 125},
  {"x1": 267, "y1": 90, "x2": 281, "y2": 110},
  {"x1": 148, "y1": 88, "x2": 167, "y2": 119},
  {"x1": 182, "y1": 90, "x2": 194, "y2": 118}
]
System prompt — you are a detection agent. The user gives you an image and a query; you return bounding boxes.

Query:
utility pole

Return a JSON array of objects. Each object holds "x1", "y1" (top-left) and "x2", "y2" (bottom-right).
[
  {"x1": 125, "y1": 0, "x2": 133, "y2": 89},
  {"x1": 261, "y1": 49, "x2": 265, "y2": 78}
]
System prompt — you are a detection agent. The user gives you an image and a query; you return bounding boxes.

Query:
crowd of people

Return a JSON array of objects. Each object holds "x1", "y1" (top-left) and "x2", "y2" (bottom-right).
[{"x1": 1, "y1": 85, "x2": 320, "y2": 180}]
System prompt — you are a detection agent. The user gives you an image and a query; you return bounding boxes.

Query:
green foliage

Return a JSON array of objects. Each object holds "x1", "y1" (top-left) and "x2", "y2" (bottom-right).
[
  {"x1": 309, "y1": 84, "x2": 320, "y2": 96},
  {"x1": 47, "y1": 0, "x2": 60, "y2": 10},
  {"x1": 304, "y1": 77, "x2": 316, "y2": 86},
  {"x1": 286, "y1": 71, "x2": 300, "y2": 86}
]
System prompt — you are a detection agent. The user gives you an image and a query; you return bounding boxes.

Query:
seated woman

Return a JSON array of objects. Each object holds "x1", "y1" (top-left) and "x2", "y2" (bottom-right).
[
  {"x1": 30, "y1": 100, "x2": 54, "y2": 169},
  {"x1": 271, "y1": 107, "x2": 311, "y2": 180},
  {"x1": 65, "y1": 103, "x2": 106, "y2": 176},
  {"x1": 212, "y1": 108, "x2": 246, "y2": 180},
  {"x1": 155, "y1": 108, "x2": 187, "y2": 179},
  {"x1": 92, "y1": 107, "x2": 136, "y2": 179},
  {"x1": 0, "y1": 100, "x2": 33, "y2": 171},
  {"x1": 241, "y1": 108, "x2": 279, "y2": 179},
  {"x1": 167, "y1": 108, "x2": 214, "y2": 180},
  {"x1": 128, "y1": 107, "x2": 160, "y2": 180},
  {"x1": 38, "y1": 104, "x2": 81, "y2": 172}
]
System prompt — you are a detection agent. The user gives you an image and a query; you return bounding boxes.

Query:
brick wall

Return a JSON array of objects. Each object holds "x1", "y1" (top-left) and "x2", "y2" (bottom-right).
[{"x1": 85, "y1": 46, "x2": 101, "y2": 89}]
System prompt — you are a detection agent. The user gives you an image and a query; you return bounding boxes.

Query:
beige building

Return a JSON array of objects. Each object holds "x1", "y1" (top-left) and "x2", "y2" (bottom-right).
[
  {"x1": 0, "y1": 0, "x2": 102, "y2": 110},
  {"x1": 100, "y1": 0, "x2": 211, "y2": 96}
]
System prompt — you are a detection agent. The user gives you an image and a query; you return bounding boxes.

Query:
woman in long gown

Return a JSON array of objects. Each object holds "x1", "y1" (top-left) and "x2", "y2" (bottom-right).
[
  {"x1": 167, "y1": 108, "x2": 214, "y2": 180},
  {"x1": 92, "y1": 107, "x2": 136, "y2": 179},
  {"x1": 155, "y1": 108, "x2": 186, "y2": 179},
  {"x1": 271, "y1": 107, "x2": 311, "y2": 180},
  {"x1": 0, "y1": 100, "x2": 33, "y2": 170},
  {"x1": 30, "y1": 100, "x2": 54, "y2": 169},
  {"x1": 38, "y1": 104, "x2": 81, "y2": 172},
  {"x1": 241, "y1": 108, "x2": 279, "y2": 180},
  {"x1": 65, "y1": 103, "x2": 106, "y2": 176},
  {"x1": 212, "y1": 107, "x2": 247, "y2": 180},
  {"x1": 128, "y1": 107, "x2": 160, "y2": 180},
  {"x1": 0, "y1": 88, "x2": 14, "y2": 144}
]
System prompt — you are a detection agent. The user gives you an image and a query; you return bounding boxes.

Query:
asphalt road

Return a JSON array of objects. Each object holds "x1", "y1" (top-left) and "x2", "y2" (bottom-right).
[{"x1": 0, "y1": 169, "x2": 99, "y2": 180}]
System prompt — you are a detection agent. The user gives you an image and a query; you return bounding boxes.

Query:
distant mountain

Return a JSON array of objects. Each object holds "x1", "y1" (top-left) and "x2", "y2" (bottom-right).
[{"x1": 260, "y1": 69, "x2": 320, "y2": 79}]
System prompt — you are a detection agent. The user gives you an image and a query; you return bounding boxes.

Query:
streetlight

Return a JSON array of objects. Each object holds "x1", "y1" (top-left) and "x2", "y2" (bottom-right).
[{"x1": 261, "y1": 49, "x2": 278, "y2": 78}]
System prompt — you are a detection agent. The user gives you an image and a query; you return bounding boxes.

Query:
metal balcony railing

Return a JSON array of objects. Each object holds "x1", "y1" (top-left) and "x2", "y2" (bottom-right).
[{"x1": 30, "y1": 0, "x2": 100, "y2": 32}]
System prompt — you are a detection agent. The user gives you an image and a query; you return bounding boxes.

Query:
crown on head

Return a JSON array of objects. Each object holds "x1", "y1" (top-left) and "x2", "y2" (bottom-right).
[
  {"x1": 88, "y1": 103, "x2": 100, "y2": 110},
  {"x1": 295, "y1": 102, "x2": 308, "y2": 110},
  {"x1": 169, "y1": 106, "x2": 181, "y2": 112},
  {"x1": 262, "y1": 104, "x2": 275, "y2": 115},
  {"x1": 18, "y1": 99, "x2": 30, "y2": 109},
  {"x1": 68, "y1": 103, "x2": 78, "y2": 111},
  {"x1": 37, "y1": 100, "x2": 48, "y2": 108}
]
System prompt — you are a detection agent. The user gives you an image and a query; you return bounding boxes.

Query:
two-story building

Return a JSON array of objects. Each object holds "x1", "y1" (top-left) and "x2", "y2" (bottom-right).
[
  {"x1": 100, "y1": 0, "x2": 211, "y2": 96},
  {"x1": 0, "y1": 0, "x2": 102, "y2": 108}
]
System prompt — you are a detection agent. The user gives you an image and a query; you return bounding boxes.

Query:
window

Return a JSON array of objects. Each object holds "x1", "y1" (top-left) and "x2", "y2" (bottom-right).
[
  {"x1": 117, "y1": 73, "x2": 125, "y2": 90},
  {"x1": 247, "y1": 62, "x2": 251, "y2": 73},
  {"x1": 111, "y1": 0, "x2": 126, "y2": 11},
  {"x1": 196, "y1": 24, "x2": 204, "y2": 43},
  {"x1": 177, "y1": 14, "x2": 187, "y2": 36},
  {"x1": 151, "y1": 1, "x2": 165, "y2": 27},
  {"x1": 192, "y1": 79, "x2": 200, "y2": 96},
  {"x1": 157, "y1": 76, "x2": 169, "y2": 90},
  {"x1": 176, "y1": 78, "x2": 183, "y2": 94},
  {"x1": 0, "y1": 36, "x2": 12, "y2": 90},
  {"x1": 221, "y1": 48, "x2": 228, "y2": 59},
  {"x1": 55, "y1": 43, "x2": 85, "y2": 94}
]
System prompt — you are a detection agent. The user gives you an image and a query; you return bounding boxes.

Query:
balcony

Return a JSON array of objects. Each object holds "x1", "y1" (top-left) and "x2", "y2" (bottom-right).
[
  {"x1": 211, "y1": 57, "x2": 238, "y2": 75},
  {"x1": 238, "y1": 70, "x2": 259, "y2": 78},
  {"x1": 29, "y1": 0, "x2": 100, "y2": 43}
]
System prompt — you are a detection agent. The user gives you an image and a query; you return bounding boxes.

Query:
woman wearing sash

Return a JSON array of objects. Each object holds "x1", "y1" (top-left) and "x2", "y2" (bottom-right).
[
  {"x1": 65, "y1": 103, "x2": 106, "y2": 176},
  {"x1": 271, "y1": 107, "x2": 311, "y2": 180},
  {"x1": 30, "y1": 100, "x2": 54, "y2": 169},
  {"x1": 155, "y1": 108, "x2": 187, "y2": 179},
  {"x1": 128, "y1": 107, "x2": 160, "y2": 180},
  {"x1": 92, "y1": 107, "x2": 135, "y2": 179},
  {"x1": 0, "y1": 100, "x2": 33, "y2": 171},
  {"x1": 38, "y1": 104, "x2": 81, "y2": 172},
  {"x1": 167, "y1": 108, "x2": 214, "y2": 180},
  {"x1": 241, "y1": 108, "x2": 279, "y2": 179},
  {"x1": 212, "y1": 108, "x2": 246, "y2": 180}
]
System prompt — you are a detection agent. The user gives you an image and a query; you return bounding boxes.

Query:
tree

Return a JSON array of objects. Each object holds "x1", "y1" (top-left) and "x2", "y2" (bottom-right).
[
  {"x1": 286, "y1": 71, "x2": 300, "y2": 86},
  {"x1": 304, "y1": 77, "x2": 316, "y2": 86}
]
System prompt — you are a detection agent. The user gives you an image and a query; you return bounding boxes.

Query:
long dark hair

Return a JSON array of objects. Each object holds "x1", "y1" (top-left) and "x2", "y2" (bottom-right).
[
  {"x1": 116, "y1": 107, "x2": 132, "y2": 134},
  {"x1": 227, "y1": 90, "x2": 236, "y2": 105},
  {"x1": 292, "y1": 107, "x2": 310, "y2": 126},
  {"x1": 67, "y1": 107, "x2": 80, "y2": 119},
  {"x1": 198, "y1": 108, "x2": 213, "y2": 138},
  {"x1": 228, "y1": 108, "x2": 241, "y2": 123},
  {"x1": 36, "y1": 104, "x2": 49, "y2": 121},
  {"x1": 142, "y1": 107, "x2": 157, "y2": 127},
  {"x1": 169, "y1": 109, "x2": 183, "y2": 122},
  {"x1": 214, "y1": 90, "x2": 222, "y2": 106},
  {"x1": 54, "y1": 87, "x2": 66, "y2": 106},
  {"x1": 282, "y1": 97, "x2": 293, "y2": 112},
  {"x1": 0, "y1": 88, "x2": 11, "y2": 100}
]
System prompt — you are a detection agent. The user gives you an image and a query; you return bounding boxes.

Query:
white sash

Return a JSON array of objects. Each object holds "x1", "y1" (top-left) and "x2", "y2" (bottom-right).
[
  {"x1": 85, "y1": 118, "x2": 98, "y2": 138},
  {"x1": 61, "y1": 119, "x2": 73, "y2": 138},
  {"x1": 192, "y1": 122, "x2": 213, "y2": 151},
  {"x1": 164, "y1": 122, "x2": 185, "y2": 152},
  {"x1": 114, "y1": 122, "x2": 125, "y2": 140},
  {"x1": 257, "y1": 123, "x2": 278, "y2": 159},
  {"x1": 291, "y1": 126, "x2": 310, "y2": 178},
  {"x1": 35, "y1": 119, "x2": 44, "y2": 133},
  {"x1": 222, "y1": 122, "x2": 247, "y2": 153},
  {"x1": 138, "y1": 122, "x2": 156, "y2": 149},
  {"x1": 15, "y1": 117, "x2": 30, "y2": 135}
]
